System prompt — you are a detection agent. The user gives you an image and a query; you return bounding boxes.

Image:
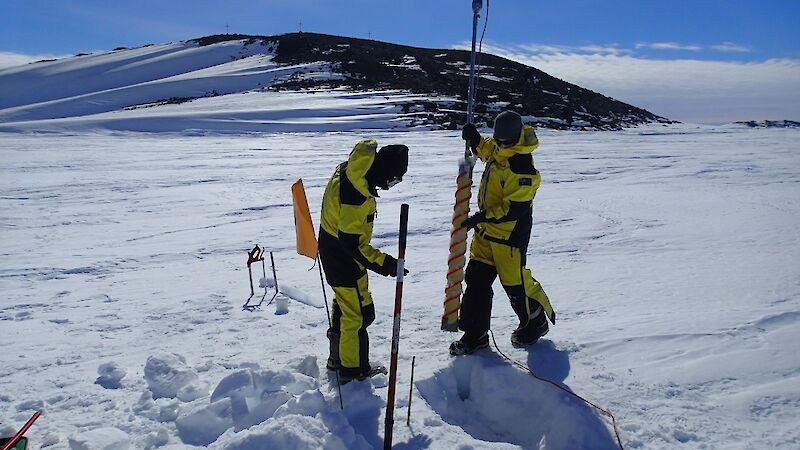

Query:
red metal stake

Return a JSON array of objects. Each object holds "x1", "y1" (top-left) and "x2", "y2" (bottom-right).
[
  {"x1": 1, "y1": 410, "x2": 41, "y2": 450},
  {"x1": 384, "y1": 204, "x2": 409, "y2": 450}
]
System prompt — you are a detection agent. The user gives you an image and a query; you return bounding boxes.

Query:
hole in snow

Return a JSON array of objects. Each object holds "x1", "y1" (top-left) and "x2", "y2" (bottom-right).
[{"x1": 416, "y1": 341, "x2": 618, "y2": 449}]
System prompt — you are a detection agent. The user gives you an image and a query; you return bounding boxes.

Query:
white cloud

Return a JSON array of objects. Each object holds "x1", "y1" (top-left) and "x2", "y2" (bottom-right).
[
  {"x1": 516, "y1": 43, "x2": 629, "y2": 56},
  {"x1": 469, "y1": 43, "x2": 800, "y2": 123},
  {"x1": 711, "y1": 42, "x2": 752, "y2": 53},
  {"x1": 517, "y1": 43, "x2": 574, "y2": 54},
  {"x1": 0, "y1": 51, "x2": 68, "y2": 70},
  {"x1": 636, "y1": 42, "x2": 703, "y2": 51},
  {"x1": 576, "y1": 45, "x2": 631, "y2": 56}
]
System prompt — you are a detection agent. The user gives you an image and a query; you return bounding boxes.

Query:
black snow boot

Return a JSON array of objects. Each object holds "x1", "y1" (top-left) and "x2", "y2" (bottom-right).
[
  {"x1": 510, "y1": 301, "x2": 549, "y2": 348},
  {"x1": 449, "y1": 332, "x2": 490, "y2": 356},
  {"x1": 326, "y1": 329, "x2": 340, "y2": 371},
  {"x1": 339, "y1": 363, "x2": 388, "y2": 384}
]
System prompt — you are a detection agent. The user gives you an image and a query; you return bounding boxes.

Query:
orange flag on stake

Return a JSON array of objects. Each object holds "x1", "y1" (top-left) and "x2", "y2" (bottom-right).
[{"x1": 292, "y1": 179, "x2": 318, "y2": 259}]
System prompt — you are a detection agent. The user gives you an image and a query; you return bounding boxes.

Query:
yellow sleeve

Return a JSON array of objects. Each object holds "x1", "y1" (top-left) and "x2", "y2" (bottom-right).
[
  {"x1": 486, "y1": 158, "x2": 540, "y2": 222},
  {"x1": 337, "y1": 200, "x2": 389, "y2": 274},
  {"x1": 475, "y1": 137, "x2": 496, "y2": 162}
]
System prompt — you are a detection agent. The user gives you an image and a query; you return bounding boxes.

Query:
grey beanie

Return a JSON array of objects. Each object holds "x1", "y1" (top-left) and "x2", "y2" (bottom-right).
[{"x1": 493, "y1": 111, "x2": 523, "y2": 144}]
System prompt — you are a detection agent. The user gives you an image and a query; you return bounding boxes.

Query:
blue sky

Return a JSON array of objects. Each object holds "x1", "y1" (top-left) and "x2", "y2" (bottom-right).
[{"x1": 1, "y1": 0, "x2": 798, "y2": 122}]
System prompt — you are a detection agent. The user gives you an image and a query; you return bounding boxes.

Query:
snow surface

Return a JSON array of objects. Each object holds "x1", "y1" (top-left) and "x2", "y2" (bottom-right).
[
  {"x1": 1, "y1": 35, "x2": 798, "y2": 450},
  {"x1": 1, "y1": 123, "x2": 799, "y2": 449}
]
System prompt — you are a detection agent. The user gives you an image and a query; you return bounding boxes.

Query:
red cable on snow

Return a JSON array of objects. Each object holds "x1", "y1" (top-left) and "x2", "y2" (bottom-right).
[{"x1": 488, "y1": 331, "x2": 625, "y2": 450}]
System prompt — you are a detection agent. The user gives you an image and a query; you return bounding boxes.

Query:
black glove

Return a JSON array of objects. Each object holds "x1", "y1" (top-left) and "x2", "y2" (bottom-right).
[
  {"x1": 382, "y1": 255, "x2": 410, "y2": 277},
  {"x1": 461, "y1": 211, "x2": 487, "y2": 230},
  {"x1": 461, "y1": 123, "x2": 481, "y2": 153}
]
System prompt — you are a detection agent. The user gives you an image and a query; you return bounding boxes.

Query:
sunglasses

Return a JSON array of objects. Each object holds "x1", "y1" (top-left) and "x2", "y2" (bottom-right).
[
  {"x1": 496, "y1": 138, "x2": 517, "y2": 148},
  {"x1": 386, "y1": 176, "x2": 402, "y2": 188}
]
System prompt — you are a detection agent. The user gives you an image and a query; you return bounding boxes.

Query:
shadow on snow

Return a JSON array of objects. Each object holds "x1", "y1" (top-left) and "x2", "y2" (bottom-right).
[{"x1": 416, "y1": 339, "x2": 618, "y2": 449}]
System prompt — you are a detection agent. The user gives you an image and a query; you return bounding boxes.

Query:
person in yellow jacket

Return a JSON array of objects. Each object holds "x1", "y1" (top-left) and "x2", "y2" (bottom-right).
[
  {"x1": 319, "y1": 140, "x2": 409, "y2": 382},
  {"x1": 450, "y1": 110, "x2": 556, "y2": 355}
]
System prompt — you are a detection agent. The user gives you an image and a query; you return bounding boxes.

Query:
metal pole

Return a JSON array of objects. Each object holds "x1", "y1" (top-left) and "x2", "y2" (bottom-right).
[
  {"x1": 270, "y1": 251, "x2": 278, "y2": 293},
  {"x1": 467, "y1": 0, "x2": 482, "y2": 132},
  {"x1": 248, "y1": 265, "x2": 254, "y2": 296},
  {"x1": 406, "y1": 355, "x2": 416, "y2": 426},
  {"x1": 317, "y1": 253, "x2": 331, "y2": 327},
  {"x1": 443, "y1": 0, "x2": 482, "y2": 332},
  {"x1": 261, "y1": 257, "x2": 267, "y2": 291},
  {"x1": 315, "y1": 252, "x2": 339, "y2": 407},
  {"x1": 384, "y1": 204, "x2": 409, "y2": 450}
]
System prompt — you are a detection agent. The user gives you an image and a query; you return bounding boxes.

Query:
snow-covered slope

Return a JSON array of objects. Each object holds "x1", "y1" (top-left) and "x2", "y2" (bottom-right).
[
  {"x1": 0, "y1": 40, "x2": 280, "y2": 112},
  {"x1": 1, "y1": 125, "x2": 798, "y2": 449},
  {"x1": 0, "y1": 34, "x2": 670, "y2": 134},
  {"x1": 0, "y1": 39, "x2": 434, "y2": 133},
  {"x1": 0, "y1": 38, "x2": 452, "y2": 134}
]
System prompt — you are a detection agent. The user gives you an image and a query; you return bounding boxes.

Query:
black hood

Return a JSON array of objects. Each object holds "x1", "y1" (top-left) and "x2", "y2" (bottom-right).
[{"x1": 366, "y1": 144, "x2": 409, "y2": 192}]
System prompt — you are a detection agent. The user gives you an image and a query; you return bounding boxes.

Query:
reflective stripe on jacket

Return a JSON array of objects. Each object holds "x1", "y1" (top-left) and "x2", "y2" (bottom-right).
[{"x1": 475, "y1": 124, "x2": 541, "y2": 248}]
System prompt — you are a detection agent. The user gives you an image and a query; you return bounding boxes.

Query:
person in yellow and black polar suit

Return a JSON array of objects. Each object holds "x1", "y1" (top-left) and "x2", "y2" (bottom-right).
[
  {"x1": 319, "y1": 140, "x2": 409, "y2": 383},
  {"x1": 450, "y1": 110, "x2": 556, "y2": 356}
]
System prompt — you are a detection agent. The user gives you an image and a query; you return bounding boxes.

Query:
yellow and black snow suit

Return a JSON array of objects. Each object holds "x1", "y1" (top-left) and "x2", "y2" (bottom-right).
[
  {"x1": 319, "y1": 140, "x2": 397, "y2": 378},
  {"x1": 459, "y1": 125, "x2": 555, "y2": 341}
]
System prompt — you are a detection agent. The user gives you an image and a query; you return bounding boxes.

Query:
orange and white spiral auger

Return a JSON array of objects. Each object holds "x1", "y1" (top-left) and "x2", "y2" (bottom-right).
[
  {"x1": 442, "y1": 0, "x2": 484, "y2": 332},
  {"x1": 442, "y1": 158, "x2": 474, "y2": 331}
]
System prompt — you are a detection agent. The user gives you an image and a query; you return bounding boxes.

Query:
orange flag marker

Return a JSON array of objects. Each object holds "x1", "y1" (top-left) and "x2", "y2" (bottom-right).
[{"x1": 292, "y1": 179, "x2": 318, "y2": 259}]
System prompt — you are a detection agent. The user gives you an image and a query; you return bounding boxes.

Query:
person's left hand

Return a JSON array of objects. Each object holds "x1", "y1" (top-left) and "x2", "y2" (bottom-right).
[{"x1": 461, "y1": 211, "x2": 486, "y2": 230}]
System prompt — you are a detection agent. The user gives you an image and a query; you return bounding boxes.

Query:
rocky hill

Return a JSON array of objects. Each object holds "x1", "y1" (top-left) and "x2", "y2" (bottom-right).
[
  {"x1": 0, "y1": 32, "x2": 674, "y2": 133},
  {"x1": 735, "y1": 120, "x2": 799, "y2": 128},
  {"x1": 194, "y1": 32, "x2": 672, "y2": 130}
]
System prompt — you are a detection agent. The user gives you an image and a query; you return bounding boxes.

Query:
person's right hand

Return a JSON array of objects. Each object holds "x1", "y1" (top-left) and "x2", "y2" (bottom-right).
[
  {"x1": 462, "y1": 123, "x2": 481, "y2": 151},
  {"x1": 383, "y1": 255, "x2": 410, "y2": 277}
]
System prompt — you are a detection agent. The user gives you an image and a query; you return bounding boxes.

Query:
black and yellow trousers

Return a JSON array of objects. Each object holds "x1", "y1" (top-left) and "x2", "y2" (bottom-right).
[
  {"x1": 319, "y1": 229, "x2": 375, "y2": 378},
  {"x1": 459, "y1": 233, "x2": 554, "y2": 341}
]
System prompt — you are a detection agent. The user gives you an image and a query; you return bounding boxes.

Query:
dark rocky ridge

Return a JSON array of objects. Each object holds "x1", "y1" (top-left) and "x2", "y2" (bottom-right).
[
  {"x1": 193, "y1": 32, "x2": 674, "y2": 130},
  {"x1": 735, "y1": 120, "x2": 799, "y2": 128}
]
